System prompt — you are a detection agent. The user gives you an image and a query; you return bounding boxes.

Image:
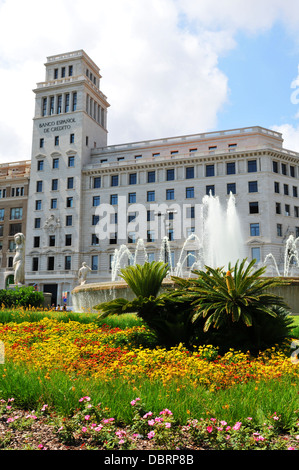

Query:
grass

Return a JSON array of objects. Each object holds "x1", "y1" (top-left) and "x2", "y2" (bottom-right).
[{"x1": 0, "y1": 361, "x2": 298, "y2": 432}]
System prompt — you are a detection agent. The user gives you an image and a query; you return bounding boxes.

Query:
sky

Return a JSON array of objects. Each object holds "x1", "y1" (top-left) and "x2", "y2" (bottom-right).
[{"x1": 2, "y1": 0, "x2": 299, "y2": 163}]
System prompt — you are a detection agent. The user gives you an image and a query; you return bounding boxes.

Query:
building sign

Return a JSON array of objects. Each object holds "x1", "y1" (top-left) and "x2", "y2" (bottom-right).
[{"x1": 39, "y1": 118, "x2": 76, "y2": 133}]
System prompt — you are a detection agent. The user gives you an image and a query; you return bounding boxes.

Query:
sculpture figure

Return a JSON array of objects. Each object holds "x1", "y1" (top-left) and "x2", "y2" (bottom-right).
[
  {"x1": 78, "y1": 262, "x2": 91, "y2": 285},
  {"x1": 13, "y1": 233, "x2": 25, "y2": 285}
]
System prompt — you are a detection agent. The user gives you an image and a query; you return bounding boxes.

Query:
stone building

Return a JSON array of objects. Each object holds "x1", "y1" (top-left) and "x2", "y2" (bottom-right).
[
  {"x1": 0, "y1": 160, "x2": 30, "y2": 288},
  {"x1": 24, "y1": 50, "x2": 299, "y2": 306}
]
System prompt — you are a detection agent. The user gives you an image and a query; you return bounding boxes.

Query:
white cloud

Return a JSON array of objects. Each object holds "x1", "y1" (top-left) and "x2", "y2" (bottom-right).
[{"x1": 1, "y1": 0, "x2": 299, "y2": 162}]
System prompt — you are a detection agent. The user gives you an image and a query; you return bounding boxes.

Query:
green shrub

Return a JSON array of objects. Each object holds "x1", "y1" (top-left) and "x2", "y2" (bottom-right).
[{"x1": 0, "y1": 287, "x2": 44, "y2": 309}]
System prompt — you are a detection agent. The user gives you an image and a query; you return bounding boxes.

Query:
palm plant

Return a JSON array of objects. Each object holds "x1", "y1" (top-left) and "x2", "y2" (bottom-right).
[
  {"x1": 94, "y1": 261, "x2": 194, "y2": 347},
  {"x1": 171, "y1": 258, "x2": 292, "y2": 352}
]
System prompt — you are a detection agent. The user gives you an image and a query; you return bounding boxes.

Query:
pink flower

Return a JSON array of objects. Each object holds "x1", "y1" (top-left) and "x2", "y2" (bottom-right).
[
  {"x1": 147, "y1": 431, "x2": 155, "y2": 439},
  {"x1": 38, "y1": 444, "x2": 44, "y2": 449},
  {"x1": 148, "y1": 419, "x2": 155, "y2": 426},
  {"x1": 84, "y1": 415, "x2": 90, "y2": 420},
  {"x1": 233, "y1": 421, "x2": 242, "y2": 431},
  {"x1": 288, "y1": 447, "x2": 296, "y2": 450},
  {"x1": 143, "y1": 412, "x2": 153, "y2": 419},
  {"x1": 165, "y1": 422, "x2": 171, "y2": 428},
  {"x1": 95, "y1": 425, "x2": 103, "y2": 431},
  {"x1": 206, "y1": 426, "x2": 213, "y2": 433},
  {"x1": 119, "y1": 439, "x2": 125, "y2": 445},
  {"x1": 130, "y1": 397, "x2": 141, "y2": 406},
  {"x1": 81, "y1": 427, "x2": 87, "y2": 433},
  {"x1": 41, "y1": 404, "x2": 48, "y2": 411},
  {"x1": 220, "y1": 420, "x2": 227, "y2": 426}
]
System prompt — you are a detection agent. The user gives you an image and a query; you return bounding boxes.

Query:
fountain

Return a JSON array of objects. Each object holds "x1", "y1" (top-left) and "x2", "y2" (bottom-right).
[{"x1": 71, "y1": 193, "x2": 299, "y2": 314}]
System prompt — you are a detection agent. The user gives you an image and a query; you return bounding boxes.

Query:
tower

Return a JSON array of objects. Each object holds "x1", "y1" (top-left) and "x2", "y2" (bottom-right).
[{"x1": 25, "y1": 50, "x2": 109, "y2": 305}]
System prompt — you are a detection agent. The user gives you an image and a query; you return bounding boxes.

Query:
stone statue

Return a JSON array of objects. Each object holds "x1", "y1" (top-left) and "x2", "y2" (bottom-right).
[
  {"x1": 78, "y1": 262, "x2": 91, "y2": 285},
  {"x1": 13, "y1": 233, "x2": 25, "y2": 285}
]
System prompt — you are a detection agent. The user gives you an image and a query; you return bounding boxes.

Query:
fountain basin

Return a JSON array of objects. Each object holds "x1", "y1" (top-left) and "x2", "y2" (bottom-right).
[
  {"x1": 71, "y1": 278, "x2": 176, "y2": 313},
  {"x1": 71, "y1": 277, "x2": 299, "y2": 315}
]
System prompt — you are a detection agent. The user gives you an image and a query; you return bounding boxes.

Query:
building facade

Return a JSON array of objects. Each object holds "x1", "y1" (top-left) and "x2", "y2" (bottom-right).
[
  {"x1": 0, "y1": 160, "x2": 30, "y2": 289},
  {"x1": 23, "y1": 50, "x2": 299, "y2": 306}
]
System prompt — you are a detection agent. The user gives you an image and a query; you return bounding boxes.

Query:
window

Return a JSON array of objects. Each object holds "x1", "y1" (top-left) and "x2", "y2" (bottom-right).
[
  {"x1": 187, "y1": 250, "x2": 196, "y2": 268},
  {"x1": 285, "y1": 204, "x2": 290, "y2": 216},
  {"x1": 39, "y1": 138, "x2": 44, "y2": 149},
  {"x1": 32, "y1": 258, "x2": 39, "y2": 272},
  {"x1": 64, "y1": 256, "x2": 71, "y2": 270},
  {"x1": 128, "y1": 232, "x2": 136, "y2": 243},
  {"x1": 61, "y1": 67, "x2": 65, "y2": 78},
  {"x1": 34, "y1": 218, "x2": 41, "y2": 228},
  {"x1": 281, "y1": 163, "x2": 287, "y2": 175},
  {"x1": 186, "y1": 187, "x2": 194, "y2": 198},
  {"x1": 65, "y1": 93, "x2": 70, "y2": 113},
  {"x1": 93, "y1": 177, "x2": 101, "y2": 188},
  {"x1": 147, "y1": 210, "x2": 154, "y2": 222},
  {"x1": 52, "y1": 158, "x2": 59, "y2": 169},
  {"x1": 295, "y1": 206, "x2": 299, "y2": 218},
  {"x1": 50, "y1": 198, "x2": 57, "y2": 209},
  {"x1": 93, "y1": 196, "x2": 100, "y2": 207},
  {"x1": 227, "y1": 183, "x2": 236, "y2": 194},
  {"x1": 168, "y1": 229, "x2": 174, "y2": 241},
  {"x1": 66, "y1": 197, "x2": 73, "y2": 208},
  {"x1": 277, "y1": 224, "x2": 283, "y2": 237},
  {"x1": 128, "y1": 212, "x2": 136, "y2": 223},
  {"x1": 166, "y1": 189, "x2": 174, "y2": 200},
  {"x1": 209, "y1": 145, "x2": 217, "y2": 153},
  {"x1": 35, "y1": 200, "x2": 42, "y2": 210},
  {"x1": 65, "y1": 234, "x2": 72, "y2": 246},
  {"x1": 33, "y1": 236, "x2": 40, "y2": 248},
  {"x1": 52, "y1": 179, "x2": 58, "y2": 191},
  {"x1": 186, "y1": 167, "x2": 194, "y2": 179},
  {"x1": 147, "y1": 230, "x2": 155, "y2": 242},
  {"x1": 273, "y1": 161, "x2": 279, "y2": 173},
  {"x1": 54, "y1": 136, "x2": 59, "y2": 146},
  {"x1": 91, "y1": 234, "x2": 99, "y2": 245},
  {"x1": 49, "y1": 235, "x2": 55, "y2": 247},
  {"x1": 54, "y1": 69, "x2": 58, "y2": 79},
  {"x1": 37, "y1": 160, "x2": 44, "y2": 172},
  {"x1": 10, "y1": 208, "x2": 22, "y2": 220},
  {"x1": 66, "y1": 215, "x2": 72, "y2": 226},
  {"x1": 249, "y1": 202, "x2": 259, "y2": 214},
  {"x1": 67, "y1": 177, "x2": 74, "y2": 189},
  {"x1": 129, "y1": 173, "x2": 137, "y2": 185},
  {"x1": 296, "y1": 227, "x2": 299, "y2": 238},
  {"x1": 248, "y1": 160, "x2": 257, "y2": 172},
  {"x1": 276, "y1": 202, "x2": 281, "y2": 214},
  {"x1": 166, "y1": 169, "x2": 175, "y2": 181},
  {"x1": 171, "y1": 150, "x2": 178, "y2": 155},
  {"x1": 251, "y1": 247, "x2": 261, "y2": 263},
  {"x1": 152, "y1": 153, "x2": 160, "y2": 157},
  {"x1": 206, "y1": 165, "x2": 215, "y2": 177},
  {"x1": 186, "y1": 206, "x2": 195, "y2": 218},
  {"x1": 70, "y1": 133, "x2": 75, "y2": 144},
  {"x1": 68, "y1": 156, "x2": 75, "y2": 167},
  {"x1": 109, "y1": 233, "x2": 117, "y2": 244},
  {"x1": 47, "y1": 257, "x2": 54, "y2": 271},
  {"x1": 147, "y1": 191, "x2": 155, "y2": 202},
  {"x1": 57, "y1": 95, "x2": 62, "y2": 114},
  {"x1": 86, "y1": 136, "x2": 89, "y2": 146},
  {"x1": 290, "y1": 165, "x2": 296, "y2": 177},
  {"x1": 72, "y1": 92, "x2": 77, "y2": 111},
  {"x1": 248, "y1": 181, "x2": 258, "y2": 193},
  {"x1": 50, "y1": 96, "x2": 54, "y2": 115},
  {"x1": 206, "y1": 185, "x2": 215, "y2": 196},
  {"x1": 274, "y1": 182, "x2": 280, "y2": 193},
  {"x1": 0, "y1": 189, "x2": 6, "y2": 199},
  {"x1": 36, "y1": 181, "x2": 43, "y2": 192},
  {"x1": 0, "y1": 209, "x2": 3, "y2": 222},
  {"x1": 91, "y1": 255, "x2": 98, "y2": 271},
  {"x1": 69, "y1": 65, "x2": 73, "y2": 77},
  {"x1": 226, "y1": 162, "x2": 235, "y2": 175},
  {"x1": 110, "y1": 194, "x2": 118, "y2": 205},
  {"x1": 42, "y1": 98, "x2": 47, "y2": 116},
  {"x1": 250, "y1": 223, "x2": 260, "y2": 236},
  {"x1": 147, "y1": 171, "x2": 155, "y2": 183},
  {"x1": 92, "y1": 215, "x2": 99, "y2": 225},
  {"x1": 284, "y1": 184, "x2": 289, "y2": 196},
  {"x1": 128, "y1": 193, "x2": 136, "y2": 203},
  {"x1": 110, "y1": 175, "x2": 118, "y2": 187},
  {"x1": 228, "y1": 143, "x2": 237, "y2": 151}
]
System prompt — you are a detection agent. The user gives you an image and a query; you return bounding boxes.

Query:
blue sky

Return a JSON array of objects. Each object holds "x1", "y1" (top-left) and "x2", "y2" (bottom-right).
[
  {"x1": 217, "y1": 24, "x2": 299, "y2": 134},
  {"x1": 1, "y1": 0, "x2": 299, "y2": 162}
]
